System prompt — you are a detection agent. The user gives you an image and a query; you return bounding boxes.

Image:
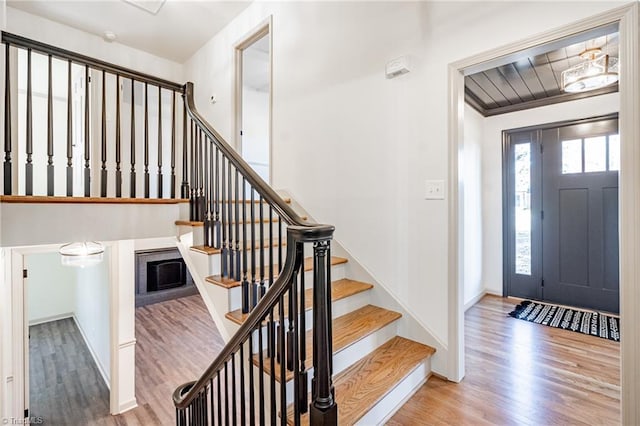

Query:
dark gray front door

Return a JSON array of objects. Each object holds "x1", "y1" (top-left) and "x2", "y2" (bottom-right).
[
  {"x1": 541, "y1": 118, "x2": 619, "y2": 313},
  {"x1": 504, "y1": 116, "x2": 619, "y2": 314}
]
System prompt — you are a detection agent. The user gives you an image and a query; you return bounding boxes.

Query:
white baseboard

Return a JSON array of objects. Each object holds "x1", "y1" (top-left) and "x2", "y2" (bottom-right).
[
  {"x1": 118, "y1": 398, "x2": 138, "y2": 414},
  {"x1": 464, "y1": 289, "x2": 502, "y2": 312},
  {"x1": 72, "y1": 315, "x2": 110, "y2": 390},
  {"x1": 28, "y1": 312, "x2": 74, "y2": 326}
]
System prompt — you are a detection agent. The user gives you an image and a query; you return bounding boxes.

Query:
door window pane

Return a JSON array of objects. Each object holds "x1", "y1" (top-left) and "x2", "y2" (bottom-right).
[
  {"x1": 609, "y1": 134, "x2": 620, "y2": 171},
  {"x1": 514, "y1": 143, "x2": 531, "y2": 275},
  {"x1": 585, "y1": 136, "x2": 607, "y2": 172},
  {"x1": 562, "y1": 139, "x2": 582, "y2": 174}
]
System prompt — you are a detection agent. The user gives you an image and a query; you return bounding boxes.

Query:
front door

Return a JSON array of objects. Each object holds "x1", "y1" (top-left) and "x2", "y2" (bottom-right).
[{"x1": 505, "y1": 116, "x2": 620, "y2": 313}]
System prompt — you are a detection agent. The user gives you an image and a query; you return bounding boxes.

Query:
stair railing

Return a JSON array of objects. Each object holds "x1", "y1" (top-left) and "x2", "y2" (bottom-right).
[
  {"x1": 173, "y1": 83, "x2": 337, "y2": 424},
  {"x1": 2, "y1": 32, "x2": 188, "y2": 199}
]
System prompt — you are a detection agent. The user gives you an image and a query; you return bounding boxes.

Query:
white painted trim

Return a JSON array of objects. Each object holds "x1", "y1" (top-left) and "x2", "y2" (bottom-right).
[
  {"x1": 28, "y1": 313, "x2": 73, "y2": 326},
  {"x1": 233, "y1": 16, "x2": 273, "y2": 184},
  {"x1": 72, "y1": 315, "x2": 110, "y2": 390},
  {"x1": 118, "y1": 398, "x2": 138, "y2": 414},
  {"x1": 447, "y1": 3, "x2": 639, "y2": 422},
  {"x1": 464, "y1": 292, "x2": 486, "y2": 312},
  {"x1": 119, "y1": 339, "x2": 137, "y2": 349}
]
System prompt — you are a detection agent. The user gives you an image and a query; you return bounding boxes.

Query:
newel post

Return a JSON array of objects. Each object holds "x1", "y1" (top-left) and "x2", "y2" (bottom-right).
[{"x1": 310, "y1": 238, "x2": 338, "y2": 425}]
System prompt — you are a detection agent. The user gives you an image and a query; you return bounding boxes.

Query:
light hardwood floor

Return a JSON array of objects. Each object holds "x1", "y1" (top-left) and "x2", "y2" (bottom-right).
[
  {"x1": 388, "y1": 295, "x2": 621, "y2": 425},
  {"x1": 31, "y1": 294, "x2": 619, "y2": 424}
]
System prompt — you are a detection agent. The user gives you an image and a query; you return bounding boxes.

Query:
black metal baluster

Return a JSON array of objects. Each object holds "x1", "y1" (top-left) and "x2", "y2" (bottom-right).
[
  {"x1": 234, "y1": 169, "x2": 241, "y2": 281},
  {"x1": 217, "y1": 373, "x2": 222, "y2": 426},
  {"x1": 298, "y1": 254, "x2": 308, "y2": 414},
  {"x1": 46, "y1": 54, "x2": 54, "y2": 196},
  {"x1": 130, "y1": 79, "x2": 136, "y2": 198},
  {"x1": 231, "y1": 353, "x2": 237, "y2": 426},
  {"x1": 287, "y1": 263, "x2": 295, "y2": 372},
  {"x1": 258, "y1": 315, "x2": 265, "y2": 426},
  {"x1": 291, "y1": 265, "x2": 301, "y2": 422},
  {"x1": 66, "y1": 60, "x2": 73, "y2": 196},
  {"x1": 25, "y1": 48, "x2": 32, "y2": 196},
  {"x1": 157, "y1": 86, "x2": 163, "y2": 198},
  {"x1": 144, "y1": 82, "x2": 149, "y2": 198},
  {"x1": 100, "y1": 69, "x2": 107, "y2": 197},
  {"x1": 259, "y1": 196, "x2": 266, "y2": 299},
  {"x1": 248, "y1": 332, "x2": 256, "y2": 426},
  {"x1": 214, "y1": 148, "x2": 221, "y2": 248},
  {"x1": 278, "y1": 217, "x2": 283, "y2": 276},
  {"x1": 4, "y1": 43, "x2": 11, "y2": 195},
  {"x1": 171, "y1": 90, "x2": 176, "y2": 199},
  {"x1": 250, "y1": 189, "x2": 257, "y2": 308},
  {"x1": 309, "y1": 240, "x2": 337, "y2": 424},
  {"x1": 242, "y1": 178, "x2": 250, "y2": 314},
  {"x1": 209, "y1": 379, "x2": 214, "y2": 426},
  {"x1": 278, "y1": 295, "x2": 287, "y2": 426},
  {"x1": 197, "y1": 129, "x2": 204, "y2": 220},
  {"x1": 221, "y1": 155, "x2": 228, "y2": 276},
  {"x1": 239, "y1": 344, "x2": 246, "y2": 426},
  {"x1": 180, "y1": 98, "x2": 188, "y2": 199},
  {"x1": 269, "y1": 305, "x2": 277, "y2": 425},
  {"x1": 115, "y1": 75, "x2": 122, "y2": 197},
  {"x1": 227, "y1": 161, "x2": 234, "y2": 278},
  {"x1": 203, "y1": 135, "x2": 211, "y2": 247},
  {"x1": 189, "y1": 120, "x2": 195, "y2": 219},
  {"x1": 83, "y1": 65, "x2": 90, "y2": 197},
  {"x1": 224, "y1": 362, "x2": 229, "y2": 426}
]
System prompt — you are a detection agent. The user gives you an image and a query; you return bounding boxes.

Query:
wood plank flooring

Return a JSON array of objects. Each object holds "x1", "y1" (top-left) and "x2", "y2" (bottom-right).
[
  {"x1": 29, "y1": 295, "x2": 223, "y2": 425},
  {"x1": 388, "y1": 295, "x2": 621, "y2": 425},
  {"x1": 31, "y1": 293, "x2": 619, "y2": 424},
  {"x1": 29, "y1": 318, "x2": 111, "y2": 425}
]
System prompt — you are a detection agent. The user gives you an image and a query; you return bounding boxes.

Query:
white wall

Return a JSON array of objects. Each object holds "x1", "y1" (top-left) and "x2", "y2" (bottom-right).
[
  {"x1": 481, "y1": 92, "x2": 620, "y2": 296},
  {"x1": 26, "y1": 252, "x2": 76, "y2": 324},
  {"x1": 75, "y1": 248, "x2": 111, "y2": 383},
  {"x1": 184, "y1": 1, "x2": 624, "y2": 350},
  {"x1": 242, "y1": 87, "x2": 270, "y2": 182},
  {"x1": 462, "y1": 105, "x2": 484, "y2": 308},
  {"x1": 6, "y1": 7, "x2": 183, "y2": 82}
]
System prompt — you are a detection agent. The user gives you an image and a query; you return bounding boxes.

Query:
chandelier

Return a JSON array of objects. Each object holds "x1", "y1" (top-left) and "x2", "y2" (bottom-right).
[
  {"x1": 59, "y1": 241, "x2": 105, "y2": 267},
  {"x1": 562, "y1": 48, "x2": 619, "y2": 93}
]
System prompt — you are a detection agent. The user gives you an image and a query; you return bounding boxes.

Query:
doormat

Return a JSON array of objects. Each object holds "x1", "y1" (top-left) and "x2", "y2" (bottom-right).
[{"x1": 508, "y1": 300, "x2": 620, "y2": 342}]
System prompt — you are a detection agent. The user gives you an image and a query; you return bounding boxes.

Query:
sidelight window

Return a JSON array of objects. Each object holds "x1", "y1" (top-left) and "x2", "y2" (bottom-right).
[{"x1": 514, "y1": 143, "x2": 531, "y2": 275}]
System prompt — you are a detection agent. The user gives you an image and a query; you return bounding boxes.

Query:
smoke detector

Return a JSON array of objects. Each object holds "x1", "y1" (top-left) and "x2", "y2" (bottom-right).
[{"x1": 103, "y1": 31, "x2": 117, "y2": 42}]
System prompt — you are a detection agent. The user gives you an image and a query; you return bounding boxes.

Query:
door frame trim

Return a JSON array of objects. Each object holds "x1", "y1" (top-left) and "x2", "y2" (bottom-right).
[
  {"x1": 448, "y1": 4, "x2": 639, "y2": 423},
  {"x1": 233, "y1": 16, "x2": 273, "y2": 184},
  {"x1": 501, "y1": 113, "x2": 620, "y2": 299}
]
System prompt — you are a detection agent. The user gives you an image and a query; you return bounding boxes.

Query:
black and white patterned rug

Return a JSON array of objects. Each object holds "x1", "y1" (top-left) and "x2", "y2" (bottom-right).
[{"x1": 508, "y1": 300, "x2": 620, "y2": 342}]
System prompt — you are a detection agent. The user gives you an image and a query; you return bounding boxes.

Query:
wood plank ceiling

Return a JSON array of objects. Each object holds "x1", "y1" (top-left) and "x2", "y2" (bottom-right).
[{"x1": 465, "y1": 32, "x2": 619, "y2": 117}]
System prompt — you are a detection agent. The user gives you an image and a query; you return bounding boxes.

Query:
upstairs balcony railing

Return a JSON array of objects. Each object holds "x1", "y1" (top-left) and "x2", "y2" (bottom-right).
[{"x1": 3, "y1": 33, "x2": 338, "y2": 425}]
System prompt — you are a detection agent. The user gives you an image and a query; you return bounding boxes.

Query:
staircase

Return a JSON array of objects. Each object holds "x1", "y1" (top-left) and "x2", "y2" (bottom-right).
[
  {"x1": 1, "y1": 31, "x2": 436, "y2": 425},
  {"x1": 175, "y1": 195, "x2": 436, "y2": 424}
]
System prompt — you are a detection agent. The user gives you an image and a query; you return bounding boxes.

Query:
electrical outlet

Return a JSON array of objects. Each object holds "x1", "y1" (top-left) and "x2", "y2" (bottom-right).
[{"x1": 425, "y1": 180, "x2": 445, "y2": 200}]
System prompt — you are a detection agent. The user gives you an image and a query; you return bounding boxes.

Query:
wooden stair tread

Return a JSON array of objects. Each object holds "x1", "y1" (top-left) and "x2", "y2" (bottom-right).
[
  {"x1": 207, "y1": 256, "x2": 348, "y2": 289},
  {"x1": 288, "y1": 336, "x2": 435, "y2": 425},
  {"x1": 175, "y1": 216, "x2": 308, "y2": 227},
  {"x1": 254, "y1": 304, "x2": 401, "y2": 382},
  {"x1": 191, "y1": 241, "x2": 286, "y2": 257},
  {"x1": 190, "y1": 245, "x2": 220, "y2": 255},
  {"x1": 226, "y1": 279, "x2": 373, "y2": 326}
]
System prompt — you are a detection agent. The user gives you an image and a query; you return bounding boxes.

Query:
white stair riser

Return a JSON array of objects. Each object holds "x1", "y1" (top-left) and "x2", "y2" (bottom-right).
[
  {"x1": 355, "y1": 359, "x2": 431, "y2": 426},
  {"x1": 281, "y1": 320, "x2": 398, "y2": 405},
  {"x1": 226, "y1": 265, "x2": 346, "y2": 311}
]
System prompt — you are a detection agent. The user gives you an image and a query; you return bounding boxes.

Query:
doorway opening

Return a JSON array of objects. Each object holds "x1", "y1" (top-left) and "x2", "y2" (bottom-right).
[
  {"x1": 235, "y1": 19, "x2": 272, "y2": 184},
  {"x1": 504, "y1": 115, "x2": 619, "y2": 313},
  {"x1": 25, "y1": 249, "x2": 112, "y2": 423},
  {"x1": 448, "y1": 5, "x2": 638, "y2": 420}
]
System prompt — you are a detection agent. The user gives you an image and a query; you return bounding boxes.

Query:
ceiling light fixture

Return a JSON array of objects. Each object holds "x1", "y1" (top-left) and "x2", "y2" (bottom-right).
[
  {"x1": 59, "y1": 241, "x2": 105, "y2": 268},
  {"x1": 562, "y1": 48, "x2": 619, "y2": 93}
]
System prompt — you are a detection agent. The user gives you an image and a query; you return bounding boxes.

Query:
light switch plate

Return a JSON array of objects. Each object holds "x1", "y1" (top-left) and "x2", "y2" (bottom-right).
[{"x1": 425, "y1": 180, "x2": 445, "y2": 200}]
